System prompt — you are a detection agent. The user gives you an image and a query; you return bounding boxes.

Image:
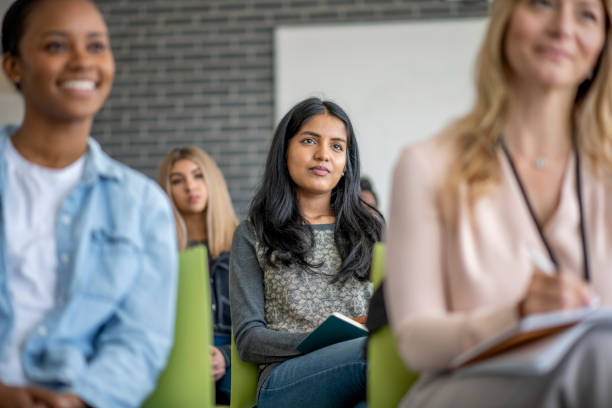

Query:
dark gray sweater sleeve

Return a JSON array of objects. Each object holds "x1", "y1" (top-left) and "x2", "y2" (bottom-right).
[{"x1": 229, "y1": 221, "x2": 309, "y2": 364}]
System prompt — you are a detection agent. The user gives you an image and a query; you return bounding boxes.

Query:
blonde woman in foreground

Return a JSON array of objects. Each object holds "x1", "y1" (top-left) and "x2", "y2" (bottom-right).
[
  {"x1": 387, "y1": 0, "x2": 612, "y2": 406},
  {"x1": 158, "y1": 146, "x2": 238, "y2": 405}
]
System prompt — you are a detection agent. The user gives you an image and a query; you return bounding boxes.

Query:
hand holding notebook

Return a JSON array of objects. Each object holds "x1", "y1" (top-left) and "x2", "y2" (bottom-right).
[{"x1": 296, "y1": 313, "x2": 368, "y2": 353}]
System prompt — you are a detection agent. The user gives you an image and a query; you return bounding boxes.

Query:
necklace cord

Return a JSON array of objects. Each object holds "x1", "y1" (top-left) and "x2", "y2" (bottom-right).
[{"x1": 499, "y1": 135, "x2": 590, "y2": 281}]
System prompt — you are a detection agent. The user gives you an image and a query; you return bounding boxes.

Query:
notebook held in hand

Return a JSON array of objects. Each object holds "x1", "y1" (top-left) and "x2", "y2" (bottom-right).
[{"x1": 297, "y1": 312, "x2": 368, "y2": 353}]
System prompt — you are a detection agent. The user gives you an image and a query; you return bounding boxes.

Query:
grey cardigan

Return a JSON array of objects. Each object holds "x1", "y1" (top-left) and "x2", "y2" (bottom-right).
[{"x1": 229, "y1": 220, "x2": 371, "y2": 393}]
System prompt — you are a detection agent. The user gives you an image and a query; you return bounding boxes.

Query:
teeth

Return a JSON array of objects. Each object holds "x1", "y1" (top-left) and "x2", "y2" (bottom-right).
[{"x1": 61, "y1": 80, "x2": 95, "y2": 91}]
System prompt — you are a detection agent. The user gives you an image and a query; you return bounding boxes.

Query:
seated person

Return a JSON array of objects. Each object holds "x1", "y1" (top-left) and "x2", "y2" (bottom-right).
[
  {"x1": 0, "y1": 0, "x2": 178, "y2": 406},
  {"x1": 158, "y1": 146, "x2": 238, "y2": 405},
  {"x1": 359, "y1": 176, "x2": 378, "y2": 209},
  {"x1": 387, "y1": 0, "x2": 612, "y2": 406},
  {"x1": 230, "y1": 97, "x2": 383, "y2": 408}
]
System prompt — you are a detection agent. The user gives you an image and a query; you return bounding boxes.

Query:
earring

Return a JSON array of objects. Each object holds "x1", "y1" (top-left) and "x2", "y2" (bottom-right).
[
  {"x1": 13, "y1": 75, "x2": 20, "y2": 85},
  {"x1": 342, "y1": 171, "x2": 345, "y2": 177}
]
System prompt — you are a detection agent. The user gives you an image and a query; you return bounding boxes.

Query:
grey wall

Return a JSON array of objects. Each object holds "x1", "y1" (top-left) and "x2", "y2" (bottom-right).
[{"x1": 92, "y1": 0, "x2": 489, "y2": 217}]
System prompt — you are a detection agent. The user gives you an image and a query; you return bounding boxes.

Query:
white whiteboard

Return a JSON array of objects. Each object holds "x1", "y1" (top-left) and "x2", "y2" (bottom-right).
[{"x1": 275, "y1": 19, "x2": 488, "y2": 218}]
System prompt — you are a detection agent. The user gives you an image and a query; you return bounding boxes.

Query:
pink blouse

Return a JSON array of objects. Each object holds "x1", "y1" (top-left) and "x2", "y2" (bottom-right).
[{"x1": 386, "y1": 134, "x2": 612, "y2": 371}]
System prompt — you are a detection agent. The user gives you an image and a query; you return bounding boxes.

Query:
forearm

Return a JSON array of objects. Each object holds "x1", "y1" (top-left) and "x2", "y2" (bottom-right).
[
  {"x1": 393, "y1": 302, "x2": 519, "y2": 371},
  {"x1": 230, "y1": 221, "x2": 309, "y2": 364},
  {"x1": 234, "y1": 322, "x2": 308, "y2": 364}
]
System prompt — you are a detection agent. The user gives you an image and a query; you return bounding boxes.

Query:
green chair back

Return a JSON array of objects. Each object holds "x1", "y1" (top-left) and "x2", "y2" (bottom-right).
[
  {"x1": 230, "y1": 334, "x2": 259, "y2": 408},
  {"x1": 142, "y1": 246, "x2": 215, "y2": 408},
  {"x1": 367, "y1": 243, "x2": 419, "y2": 408}
]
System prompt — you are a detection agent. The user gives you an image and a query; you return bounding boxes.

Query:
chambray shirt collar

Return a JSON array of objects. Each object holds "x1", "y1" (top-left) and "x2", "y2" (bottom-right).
[{"x1": 0, "y1": 125, "x2": 122, "y2": 186}]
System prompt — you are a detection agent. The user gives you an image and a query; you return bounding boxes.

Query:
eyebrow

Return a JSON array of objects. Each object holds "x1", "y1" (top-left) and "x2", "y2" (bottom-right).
[
  {"x1": 299, "y1": 131, "x2": 347, "y2": 143},
  {"x1": 41, "y1": 31, "x2": 109, "y2": 39},
  {"x1": 169, "y1": 168, "x2": 202, "y2": 177}
]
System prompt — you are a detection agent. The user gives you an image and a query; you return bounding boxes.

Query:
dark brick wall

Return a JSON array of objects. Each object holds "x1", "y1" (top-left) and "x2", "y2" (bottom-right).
[{"x1": 92, "y1": 0, "x2": 489, "y2": 217}]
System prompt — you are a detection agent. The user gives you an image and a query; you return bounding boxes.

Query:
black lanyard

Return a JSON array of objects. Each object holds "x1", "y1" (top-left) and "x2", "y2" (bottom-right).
[{"x1": 499, "y1": 137, "x2": 590, "y2": 281}]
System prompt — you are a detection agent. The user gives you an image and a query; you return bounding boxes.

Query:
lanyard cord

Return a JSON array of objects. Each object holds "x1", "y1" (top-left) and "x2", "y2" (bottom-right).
[{"x1": 499, "y1": 136, "x2": 590, "y2": 281}]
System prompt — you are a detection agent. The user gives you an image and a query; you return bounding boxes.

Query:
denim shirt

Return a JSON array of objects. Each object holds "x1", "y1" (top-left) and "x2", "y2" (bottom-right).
[{"x1": 0, "y1": 126, "x2": 178, "y2": 407}]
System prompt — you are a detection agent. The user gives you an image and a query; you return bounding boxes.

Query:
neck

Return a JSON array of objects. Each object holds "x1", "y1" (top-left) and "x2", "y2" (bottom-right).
[
  {"x1": 12, "y1": 112, "x2": 92, "y2": 168},
  {"x1": 504, "y1": 82, "x2": 575, "y2": 158},
  {"x1": 297, "y1": 191, "x2": 335, "y2": 224},
  {"x1": 184, "y1": 212, "x2": 207, "y2": 241}
]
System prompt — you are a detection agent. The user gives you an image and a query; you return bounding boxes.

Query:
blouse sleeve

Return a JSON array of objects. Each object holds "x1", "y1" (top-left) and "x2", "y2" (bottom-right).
[
  {"x1": 386, "y1": 143, "x2": 519, "y2": 372},
  {"x1": 229, "y1": 221, "x2": 308, "y2": 364}
]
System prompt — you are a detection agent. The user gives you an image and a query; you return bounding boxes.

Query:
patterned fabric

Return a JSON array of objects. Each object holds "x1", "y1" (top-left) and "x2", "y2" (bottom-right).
[{"x1": 255, "y1": 224, "x2": 372, "y2": 333}]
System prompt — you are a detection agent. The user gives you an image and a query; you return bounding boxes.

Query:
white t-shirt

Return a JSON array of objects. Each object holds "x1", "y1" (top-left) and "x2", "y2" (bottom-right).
[{"x1": 0, "y1": 137, "x2": 85, "y2": 385}]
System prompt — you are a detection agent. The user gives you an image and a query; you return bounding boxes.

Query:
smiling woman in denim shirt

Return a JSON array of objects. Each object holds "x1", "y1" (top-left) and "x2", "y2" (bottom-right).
[{"x1": 0, "y1": 0, "x2": 178, "y2": 407}]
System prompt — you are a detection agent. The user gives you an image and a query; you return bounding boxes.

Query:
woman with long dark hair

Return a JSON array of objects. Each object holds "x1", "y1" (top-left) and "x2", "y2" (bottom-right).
[{"x1": 230, "y1": 97, "x2": 383, "y2": 407}]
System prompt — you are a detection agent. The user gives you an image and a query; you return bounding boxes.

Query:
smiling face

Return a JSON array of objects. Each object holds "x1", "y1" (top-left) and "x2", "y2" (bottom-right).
[
  {"x1": 170, "y1": 159, "x2": 209, "y2": 215},
  {"x1": 2, "y1": 0, "x2": 115, "y2": 122},
  {"x1": 286, "y1": 113, "x2": 348, "y2": 200},
  {"x1": 504, "y1": 0, "x2": 606, "y2": 90}
]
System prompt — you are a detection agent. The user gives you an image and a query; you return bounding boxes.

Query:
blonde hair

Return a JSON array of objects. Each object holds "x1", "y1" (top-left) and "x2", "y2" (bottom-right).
[
  {"x1": 158, "y1": 146, "x2": 238, "y2": 256},
  {"x1": 441, "y1": 0, "x2": 612, "y2": 223}
]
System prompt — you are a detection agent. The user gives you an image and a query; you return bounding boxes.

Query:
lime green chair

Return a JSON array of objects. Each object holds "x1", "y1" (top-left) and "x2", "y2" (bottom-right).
[
  {"x1": 367, "y1": 243, "x2": 419, "y2": 408},
  {"x1": 143, "y1": 246, "x2": 221, "y2": 407},
  {"x1": 230, "y1": 334, "x2": 259, "y2": 408}
]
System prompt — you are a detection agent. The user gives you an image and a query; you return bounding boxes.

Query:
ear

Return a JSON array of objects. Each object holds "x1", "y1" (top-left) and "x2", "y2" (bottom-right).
[{"x1": 2, "y1": 52, "x2": 22, "y2": 89}]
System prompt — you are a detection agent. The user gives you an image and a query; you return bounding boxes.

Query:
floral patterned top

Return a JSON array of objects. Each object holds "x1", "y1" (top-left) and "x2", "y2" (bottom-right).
[{"x1": 256, "y1": 224, "x2": 372, "y2": 333}]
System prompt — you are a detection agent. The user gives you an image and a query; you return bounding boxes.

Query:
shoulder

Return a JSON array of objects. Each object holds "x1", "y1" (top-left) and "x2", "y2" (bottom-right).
[
  {"x1": 394, "y1": 125, "x2": 456, "y2": 187},
  {"x1": 88, "y1": 138, "x2": 171, "y2": 213},
  {"x1": 0, "y1": 124, "x2": 18, "y2": 139},
  {"x1": 231, "y1": 219, "x2": 257, "y2": 251},
  {"x1": 234, "y1": 219, "x2": 255, "y2": 239}
]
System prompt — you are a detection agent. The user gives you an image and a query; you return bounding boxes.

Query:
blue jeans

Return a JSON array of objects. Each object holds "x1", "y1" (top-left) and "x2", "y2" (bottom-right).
[{"x1": 258, "y1": 337, "x2": 367, "y2": 408}]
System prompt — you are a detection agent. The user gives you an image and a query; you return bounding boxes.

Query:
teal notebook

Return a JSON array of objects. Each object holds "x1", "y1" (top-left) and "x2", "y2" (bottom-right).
[{"x1": 297, "y1": 312, "x2": 368, "y2": 353}]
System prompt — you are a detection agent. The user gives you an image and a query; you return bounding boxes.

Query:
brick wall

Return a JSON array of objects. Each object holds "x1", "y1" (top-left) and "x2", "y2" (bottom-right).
[{"x1": 93, "y1": 0, "x2": 489, "y2": 217}]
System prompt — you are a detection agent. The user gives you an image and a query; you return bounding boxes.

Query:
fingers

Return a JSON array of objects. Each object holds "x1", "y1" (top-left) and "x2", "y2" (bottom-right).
[
  {"x1": 27, "y1": 388, "x2": 85, "y2": 408},
  {"x1": 352, "y1": 315, "x2": 367, "y2": 325},
  {"x1": 520, "y1": 269, "x2": 596, "y2": 317},
  {"x1": 209, "y1": 346, "x2": 226, "y2": 381}
]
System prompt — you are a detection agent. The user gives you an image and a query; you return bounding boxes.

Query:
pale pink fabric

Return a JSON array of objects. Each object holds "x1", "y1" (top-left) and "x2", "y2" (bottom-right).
[{"x1": 386, "y1": 134, "x2": 612, "y2": 372}]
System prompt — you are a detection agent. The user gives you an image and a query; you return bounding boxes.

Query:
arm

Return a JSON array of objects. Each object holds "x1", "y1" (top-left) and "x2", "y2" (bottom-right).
[
  {"x1": 68, "y1": 184, "x2": 178, "y2": 407},
  {"x1": 386, "y1": 144, "x2": 518, "y2": 372},
  {"x1": 230, "y1": 222, "x2": 308, "y2": 364}
]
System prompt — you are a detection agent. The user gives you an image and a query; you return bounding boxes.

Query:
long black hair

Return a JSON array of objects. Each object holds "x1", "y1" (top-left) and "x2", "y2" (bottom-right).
[{"x1": 249, "y1": 97, "x2": 384, "y2": 282}]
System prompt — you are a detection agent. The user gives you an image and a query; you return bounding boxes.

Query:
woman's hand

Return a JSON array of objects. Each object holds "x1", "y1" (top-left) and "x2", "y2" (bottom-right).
[
  {"x1": 518, "y1": 268, "x2": 597, "y2": 318},
  {"x1": 0, "y1": 382, "x2": 85, "y2": 408},
  {"x1": 27, "y1": 388, "x2": 85, "y2": 408},
  {"x1": 0, "y1": 382, "x2": 39, "y2": 408},
  {"x1": 352, "y1": 315, "x2": 367, "y2": 325},
  {"x1": 210, "y1": 346, "x2": 226, "y2": 381}
]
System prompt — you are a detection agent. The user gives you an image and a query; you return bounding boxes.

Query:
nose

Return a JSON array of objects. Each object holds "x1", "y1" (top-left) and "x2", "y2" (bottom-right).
[
  {"x1": 313, "y1": 143, "x2": 331, "y2": 161},
  {"x1": 68, "y1": 43, "x2": 93, "y2": 70},
  {"x1": 184, "y1": 176, "x2": 196, "y2": 192},
  {"x1": 549, "y1": 3, "x2": 575, "y2": 39}
]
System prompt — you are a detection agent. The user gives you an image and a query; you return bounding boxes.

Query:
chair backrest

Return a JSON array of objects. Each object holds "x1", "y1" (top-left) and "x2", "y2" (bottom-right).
[
  {"x1": 142, "y1": 246, "x2": 215, "y2": 408},
  {"x1": 230, "y1": 334, "x2": 259, "y2": 408},
  {"x1": 367, "y1": 242, "x2": 419, "y2": 408}
]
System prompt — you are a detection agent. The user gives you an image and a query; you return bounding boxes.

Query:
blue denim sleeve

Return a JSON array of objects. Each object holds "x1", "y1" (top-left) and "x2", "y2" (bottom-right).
[{"x1": 69, "y1": 183, "x2": 178, "y2": 408}]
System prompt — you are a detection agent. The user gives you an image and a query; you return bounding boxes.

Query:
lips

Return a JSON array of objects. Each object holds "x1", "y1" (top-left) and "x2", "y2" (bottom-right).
[
  {"x1": 537, "y1": 45, "x2": 572, "y2": 61},
  {"x1": 188, "y1": 195, "x2": 200, "y2": 204},
  {"x1": 310, "y1": 166, "x2": 330, "y2": 176}
]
